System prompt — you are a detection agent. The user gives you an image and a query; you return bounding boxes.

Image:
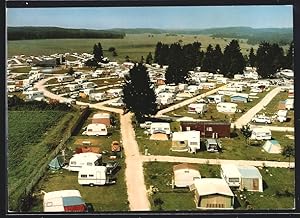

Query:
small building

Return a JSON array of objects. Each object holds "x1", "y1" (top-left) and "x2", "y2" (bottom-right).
[
  {"x1": 216, "y1": 102, "x2": 238, "y2": 113},
  {"x1": 92, "y1": 113, "x2": 111, "y2": 126},
  {"x1": 180, "y1": 121, "x2": 230, "y2": 138},
  {"x1": 171, "y1": 131, "x2": 201, "y2": 152},
  {"x1": 230, "y1": 93, "x2": 249, "y2": 103},
  {"x1": 263, "y1": 140, "x2": 281, "y2": 154},
  {"x1": 250, "y1": 127, "x2": 272, "y2": 140},
  {"x1": 220, "y1": 164, "x2": 263, "y2": 192},
  {"x1": 190, "y1": 178, "x2": 234, "y2": 210},
  {"x1": 172, "y1": 163, "x2": 201, "y2": 188}
]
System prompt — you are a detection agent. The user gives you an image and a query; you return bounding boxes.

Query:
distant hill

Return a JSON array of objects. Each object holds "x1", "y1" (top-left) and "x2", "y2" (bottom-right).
[
  {"x1": 8, "y1": 26, "x2": 293, "y2": 45},
  {"x1": 7, "y1": 26, "x2": 126, "y2": 40}
]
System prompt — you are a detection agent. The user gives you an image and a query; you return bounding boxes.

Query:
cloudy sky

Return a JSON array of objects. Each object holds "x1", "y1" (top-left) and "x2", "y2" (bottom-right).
[{"x1": 7, "y1": 5, "x2": 293, "y2": 29}]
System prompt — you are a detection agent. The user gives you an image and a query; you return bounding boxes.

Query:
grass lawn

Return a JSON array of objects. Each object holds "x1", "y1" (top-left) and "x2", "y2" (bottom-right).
[
  {"x1": 235, "y1": 167, "x2": 295, "y2": 209},
  {"x1": 135, "y1": 127, "x2": 294, "y2": 162},
  {"x1": 8, "y1": 34, "x2": 270, "y2": 62},
  {"x1": 143, "y1": 162, "x2": 220, "y2": 211},
  {"x1": 8, "y1": 109, "x2": 80, "y2": 210},
  {"x1": 10, "y1": 66, "x2": 31, "y2": 73},
  {"x1": 144, "y1": 162, "x2": 294, "y2": 210},
  {"x1": 259, "y1": 91, "x2": 294, "y2": 127},
  {"x1": 165, "y1": 87, "x2": 274, "y2": 122},
  {"x1": 30, "y1": 110, "x2": 129, "y2": 212}
]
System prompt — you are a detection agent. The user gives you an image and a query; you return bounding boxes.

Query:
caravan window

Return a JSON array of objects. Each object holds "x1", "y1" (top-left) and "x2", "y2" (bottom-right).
[
  {"x1": 70, "y1": 161, "x2": 76, "y2": 165},
  {"x1": 81, "y1": 174, "x2": 87, "y2": 178},
  {"x1": 46, "y1": 202, "x2": 53, "y2": 207},
  {"x1": 190, "y1": 142, "x2": 198, "y2": 146},
  {"x1": 206, "y1": 127, "x2": 213, "y2": 131},
  {"x1": 101, "y1": 129, "x2": 106, "y2": 131},
  {"x1": 89, "y1": 174, "x2": 94, "y2": 177},
  {"x1": 229, "y1": 178, "x2": 239, "y2": 182},
  {"x1": 87, "y1": 162, "x2": 93, "y2": 166}
]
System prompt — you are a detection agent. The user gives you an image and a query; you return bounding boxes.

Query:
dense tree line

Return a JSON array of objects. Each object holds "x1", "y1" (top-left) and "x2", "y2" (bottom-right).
[
  {"x1": 154, "y1": 39, "x2": 293, "y2": 81},
  {"x1": 8, "y1": 27, "x2": 125, "y2": 40}
]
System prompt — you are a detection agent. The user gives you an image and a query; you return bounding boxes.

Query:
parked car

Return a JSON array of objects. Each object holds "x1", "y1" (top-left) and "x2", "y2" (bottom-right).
[
  {"x1": 251, "y1": 115, "x2": 272, "y2": 124},
  {"x1": 139, "y1": 121, "x2": 152, "y2": 129}
]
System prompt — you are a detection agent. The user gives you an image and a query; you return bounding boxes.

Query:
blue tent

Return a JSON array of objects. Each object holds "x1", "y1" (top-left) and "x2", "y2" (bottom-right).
[{"x1": 48, "y1": 155, "x2": 65, "y2": 170}]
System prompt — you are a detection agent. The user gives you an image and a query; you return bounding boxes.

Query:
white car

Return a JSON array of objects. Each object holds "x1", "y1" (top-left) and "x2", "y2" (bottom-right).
[{"x1": 251, "y1": 115, "x2": 272, "y2": 124}]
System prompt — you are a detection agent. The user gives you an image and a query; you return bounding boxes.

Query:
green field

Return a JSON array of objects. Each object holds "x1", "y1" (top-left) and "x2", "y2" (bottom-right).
[
  {"x1": 8, "y1": 109, "x2": 79, "y2": 210},
  {"x1": 8, "y1": 34, "x2": 265, "y2": 62},
  {"x1": 143, "y1": 162, "x2": 294, "y2": 210},
  {"x1": 135, "y1": 126, "x2": 294, "y2": 162},
  {"x1": 29, "y1": 110, "x2": 129, "y2": 212}
]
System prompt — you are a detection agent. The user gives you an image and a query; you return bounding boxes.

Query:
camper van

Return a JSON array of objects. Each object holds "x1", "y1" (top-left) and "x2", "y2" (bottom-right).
[
  {"x1": 78, "y1": 166, "x2": 115, "y2": 186},
  {"x1": 66, "y1": 152, "x2": 102, "y2": 172},
  {"x1": 80, "y1": 73, "x2": 92, "y2": 80},
  {"x1": 207, "y1": 94, "x2": 224, "y2": 103},
  {"x1": 81, "y1": 82, "x2": 97, "y2": 89},
  {"x1": 43, "y1": 190, "x2": 87, "y2": 212},
  {"x1": 57, "y1": 75, "x2": 75, "y2": 83},
  {"x1": 216, "y1": 102, "x2": 238, "y2": 113},
  {"x1": 250, "y1": 128, "x2": 272, "y2": 140},
  {"x1": 82, "y1": 123, "x2": 108, "y2": 136},
  {"x1": 150, "y1": 122, "x2": 171, "y2": 135},
  {"x1": 66, "y1": 83, "x2": 81, "y2": 92}
]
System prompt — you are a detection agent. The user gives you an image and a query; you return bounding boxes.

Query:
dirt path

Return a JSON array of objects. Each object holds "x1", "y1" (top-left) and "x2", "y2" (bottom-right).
[
  {"x1": 141, "y1": 155, "x2": 295, "y2": 168},
  {"x1": 155, "y1": 85, "x2": 227, "y2": 117},
  {"x1": 234, "y1": 87, "x2": 282, "y2": 128}
]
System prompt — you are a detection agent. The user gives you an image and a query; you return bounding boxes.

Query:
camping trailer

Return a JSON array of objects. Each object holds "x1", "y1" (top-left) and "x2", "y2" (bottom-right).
[
  {"x1": 216, "y1": 102, "x2": 238, "y2": 113},
  {"x1": 66, "y1": 152, "x2": 102, "y2": 172},
  {"x1": 250, "y1": 127, "x2": 272, "y2": 140},
  {"x1": 150, "y1": 122, "x2": 171, "y2": 135},
  {"x1": 66, "y1": 83, "x2": 80, "y2": 92},
  {"x1": 220, "y1": 164, "x2": 263, "y2": 192},
  {"x1": 78, "y1": 166, "x2": 112, "y2": 186},
  {"x1": 57, "y1": 75, "x2": 75, "y2": 83},
  {"x1": 207, "y1": 94, "x2": 224, "y2": 103},
  {"x1": 188, "y1": 103, "x2": 208, "y2": 114},
  {"x1": 43, "y1": 190, "x2": 87, "y2": 212},
  {"x1": 171, "y1": 131, "x2": 201, "y2": 152},
  {"x1": 82, "y1": 123, "x2": 108, "y2": 136}
]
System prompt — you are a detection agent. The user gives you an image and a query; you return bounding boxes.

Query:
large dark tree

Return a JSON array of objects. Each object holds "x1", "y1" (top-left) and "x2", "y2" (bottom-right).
[
  {"x1": 221, "y1": 40, "x2": 246, "y2": 78},
  {"x1": 146, "y1": 52, "x2": 153, "y2": 64},
  {"x1": 201, "y1": 44, "x2": 215, "y2": 73},
  {"x1": 93, "y1": 42, "x2": 103, "y2": 62},
  {"x1": 248, "y1": 47, "x2": 256, "y2": 67},
  {"x1": 284, "y1": 41, "x2": 294, "y2": 70},
  {"x1": 165, "y1": 43, "x2": 189, "y2": 84},
  {"x1": 154, "y1": 42, "x2": 169, "y2": 66},
  {"x1": 122, "y1": 63, "x2": 157, "y2": 121},
  {"x1": 211, "y1": 44, "x2": 223, "y2": 72},
  {"x1": 256, "y1": 42, "x2": 284, "y2": 78},
  {"x1": 182, "y1": 42, "x2": 202, "y2": 70}
]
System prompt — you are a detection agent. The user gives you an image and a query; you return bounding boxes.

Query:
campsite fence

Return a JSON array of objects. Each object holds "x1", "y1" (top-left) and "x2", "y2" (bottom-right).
[{"x1": 15, "y1": 106, "x2": 90, "y2": 211}]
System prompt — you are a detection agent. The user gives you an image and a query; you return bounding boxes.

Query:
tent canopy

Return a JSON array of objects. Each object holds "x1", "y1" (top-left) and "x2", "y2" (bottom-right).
[{"x1": 49, "y1": 155, "x2": 65, "y2": 170}]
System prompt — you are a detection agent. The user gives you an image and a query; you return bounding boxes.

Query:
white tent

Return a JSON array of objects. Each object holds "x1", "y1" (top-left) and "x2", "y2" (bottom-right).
[{"x1": 263, "y1": 140, "x2": 282, "y2": 154}]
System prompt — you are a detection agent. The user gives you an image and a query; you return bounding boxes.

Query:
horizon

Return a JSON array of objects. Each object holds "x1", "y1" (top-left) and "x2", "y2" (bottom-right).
[{"x1": 7, "y1": 6, "x2": 293, "y2": 29}]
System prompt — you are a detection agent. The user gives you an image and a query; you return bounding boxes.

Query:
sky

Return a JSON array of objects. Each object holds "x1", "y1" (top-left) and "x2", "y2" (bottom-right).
[{"x1": 7, "y1": 5, "x2": 293, "y2": 29}]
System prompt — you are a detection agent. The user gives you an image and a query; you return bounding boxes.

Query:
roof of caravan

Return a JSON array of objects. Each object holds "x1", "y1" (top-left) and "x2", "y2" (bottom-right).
[{"x1": 92, "y1": 113, "x2": 111, "y2": 119}]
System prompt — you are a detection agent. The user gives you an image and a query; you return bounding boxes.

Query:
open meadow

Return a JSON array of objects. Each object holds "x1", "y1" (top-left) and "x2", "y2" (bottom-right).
[{"x1": 7, "y1": 34, "x2": 272, "y2": 62}]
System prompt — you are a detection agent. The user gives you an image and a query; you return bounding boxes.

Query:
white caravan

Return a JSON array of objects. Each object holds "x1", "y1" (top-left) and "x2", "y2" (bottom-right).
[
  {"x1": 78, "y1": 166, "x2": 108, "y2": 186},
  {"x1": 82, "y1": 123, "x2": 108, "y2": 136}
]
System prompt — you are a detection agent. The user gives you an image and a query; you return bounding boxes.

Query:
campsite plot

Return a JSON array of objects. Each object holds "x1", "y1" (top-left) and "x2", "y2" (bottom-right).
[
  {"x1": 135, "y1": 127, "x2": 293, "y2": 162},
  {"x1": 144, "y1": 162, "x2": 294, "y2": 210}
]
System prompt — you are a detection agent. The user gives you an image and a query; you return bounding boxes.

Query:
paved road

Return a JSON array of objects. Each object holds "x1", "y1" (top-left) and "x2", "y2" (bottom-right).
[
  {"x1": 141, "y1": 155, "x2": 295, "y2": 168},
  {"x1": 234, "y1": 87, "x2": 282, "y2": 128},
  {"x1": 155, "y1": 84, "x2": 227, "y2": 117}
]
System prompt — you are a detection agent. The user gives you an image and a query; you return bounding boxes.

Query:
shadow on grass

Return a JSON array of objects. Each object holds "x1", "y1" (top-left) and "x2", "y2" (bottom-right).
[
  {"x1": 263, "y1": 180, "x2": 269, "y2": 190},
  {"x1": 86, "y1": 203, "x2": 94, "y2": 212}
]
